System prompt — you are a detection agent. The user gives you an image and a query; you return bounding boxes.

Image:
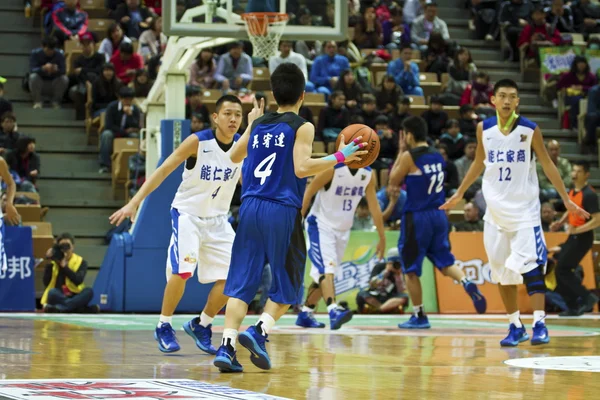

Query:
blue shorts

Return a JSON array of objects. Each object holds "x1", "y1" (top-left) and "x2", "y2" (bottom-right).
[
  {"x1": 398, "y1": 209, "x2": 455, "y2": 277},
  {"x1": 224, "y1": 197, "x2": 306, "y2": 305}
]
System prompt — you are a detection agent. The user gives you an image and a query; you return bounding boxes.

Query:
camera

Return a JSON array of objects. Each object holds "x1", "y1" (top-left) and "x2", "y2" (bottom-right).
[{"x1": 50, "y1": 243, "x2": 71, "y2": 262}]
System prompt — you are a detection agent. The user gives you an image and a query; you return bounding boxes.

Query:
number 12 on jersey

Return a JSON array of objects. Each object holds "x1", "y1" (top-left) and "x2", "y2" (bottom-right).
[
  {"x1": 499, "y1": 167, "x2": 512, "y2": 182},
  {"x1": 427, "y1": 172, "x2": 444, "y2": 195}
]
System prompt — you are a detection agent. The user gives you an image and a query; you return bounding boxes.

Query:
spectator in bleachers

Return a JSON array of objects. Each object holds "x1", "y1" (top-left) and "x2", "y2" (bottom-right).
[
  {"x1": 28, "y1": 36, "x2": 69, "y2": 109},
  {"x1": 98, "y1": 87, "x2": 142, "y2": 173},
  {"x1": 188, "y1": 48, "x2": 216, "y2": 89},
  {"x1": 69, "y1": 32, "x2": 104, "y2": 120},
  {"x1": 376, "y1": 74, "x2": 403, "y2": 115},
  {"x1": 390, "y1": 96, "x2": 411, "y2": 132},
  {"x1": 6, "y1": 136, "x2": 39, "y2": 193},
  {"x1": 360, "y1": 94, "x2": 380, "y2": 129},
  {"x1": 214, "y1": 41, "x2": 253, "y2": 91},
  {"x1": 144, "y1": 0, "x2": 162, "y2": 16},
  {"x1": 191, "y1": 113, "x2": 206, "y2": 133},
  {"x1": 41, "y1": 233, "x2": 99, "y2": 313},
  {"x1": 403, "y1": 0, "x2": 424, "y2": 25},
  {"x1": 460, "y1": 71, "x2": 495, "y2": 118},
  {"x1": 378, "y1": 184, "x2": 406, "y2": 226},
  {"x1": 458, "y1": 104, "x2": 477, "y2": 137},
  {"x1": 352, "y1": 198, "x2": 374, "y2": 230},
  {"x1": 269, "y1": 41, "x2": 315, "y2": 92},
  {"x1": 541, "y1": 202, "x2": 562, "y2": 232},
  {"x1": 435, "y1": 143, "x2": 459, "y2": 197},
  {"x1": 0, "y1": 83, "x2": 13, "y2": 119},
  {"x1": 110, "y1": 42, "x2": 144, "y2": 85},
  {"x1": 557, "y1": 55, "x2": 598, "y2": 130},
  {"x1": 354, "y1": 4, "x2": 383, "y2": 49},
  {"x1": 91, "y1": 63, "x2": 122, "y2": 117},
  {"x1": 439, "y1": 119, "x2": 465, "y2": 160},
  {"x1": 382, "y1": 4, "x2": 411, "y2": 49},
  {"x1": 309, "y1": 41, "x2": 350, "y2": 96},
  {"x1": 499, "y1": 0, "x2": 535, "y2": 61},
  {"x1": 387, "y1": 43, "x2": 423, "y2": 96},
  {"x1": 410, "y1": 1, "x2": 450, "y2": 53},
  {"x1": 441, "y1": 47, "x2": 477, "y2": 106},
  {"x1": 99, "y1": 23, "x2": 133, "y2": 63},
  {"x1": 0, "y1": 112, "x2": 20, "y2": 156},
  {"x1": 454, "y1": 202, "x2": 484, "y2": 232},
  {"x1": 138, "y1": 15, "x2": 166, "y2": 62},
  {"x1": 50, "y1": 0, "x2": 89, "y2": 46},
  {"x1": 517, "y1": 6, "x2": 563, "y2": 65},
  {"x1": 373, "y1": 114, "x2": 398, "y2": 170},
  {"x1": 113, "y1": 0, "x2": 154, "y2": 40},
  {"x1": 537, "y1": 139, "x2": 572, "y2": 202},
  {"x1": 129, "y1": 69, "x2": 153, "y2": 97},
  {"x1": 184, "y1": 86, "x2": 210, "y2": 122},
  {"x1": 317, "y1": 90, "x2": 350, "y2": 142},
  {"x1": 572, "y1": 0, "x2": 600, "y2": 37},
  {"x1": 471, "y1": 0, "x2": 500, "y2": 41},
  {"x1": 546, "y1": 0, "x2": 575, "y2": 33},
  {"x1": 583, "y1": 83, "x2": 600, "y2": 152},
  {"x1": 421, "y1": 95, "x2": 448, "y2": 139},
  {"x1": 336, "y1": 69, "x2": 365, "y2": 112},
  {"x1": 422, "y1": 31, "x2": 452, "y2": 78},
  {"x1": 455, "y1": 137, "x2": 482, "y2": 194}
]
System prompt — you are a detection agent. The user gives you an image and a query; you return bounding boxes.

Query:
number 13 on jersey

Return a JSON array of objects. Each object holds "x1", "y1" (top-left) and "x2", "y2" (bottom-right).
[{"x1": 254, "y1": 152, "x2": 277, "y2": 185}]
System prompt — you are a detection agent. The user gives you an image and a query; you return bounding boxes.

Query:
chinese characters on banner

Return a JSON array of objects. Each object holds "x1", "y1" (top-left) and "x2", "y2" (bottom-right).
[{"x1": 0, "y1": 226, "x2": 35, "y2": 311}]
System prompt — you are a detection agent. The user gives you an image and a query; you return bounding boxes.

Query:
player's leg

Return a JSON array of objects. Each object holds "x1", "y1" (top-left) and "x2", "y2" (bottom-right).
[
  {"x1": 379, "y1": 296, "x2": 408, "y2": 313},
  {"x1": 325, "y1": 228, "x2": 353, "y2": 330},
  {"x1": 155, "y1": 209, "x2": 199, "y2": 353},
  {"x1": 397, "y1": 212, "x2": 430, "y2": 329},
  {"x1": 296, "y1": 280, "x2": 326, "y2": 328}
]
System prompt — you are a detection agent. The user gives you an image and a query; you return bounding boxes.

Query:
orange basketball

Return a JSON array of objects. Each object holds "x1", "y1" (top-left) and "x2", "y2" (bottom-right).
[{"x1": 335, "y1": 124, "x2": 380, "y2": 169}]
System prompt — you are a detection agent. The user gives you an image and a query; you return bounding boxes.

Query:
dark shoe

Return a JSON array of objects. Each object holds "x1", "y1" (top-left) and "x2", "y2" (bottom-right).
[
  {"x1": 582, "y1": 292, "x2": 599, "y2": 313},
  {"x1": 44, "y1": 304, "x2": 61, "y2": 313},
  {"x1": 559, "y1": 308, "x2": 584, "y2": 317},
  {"x1": 83, "y1": 305, "x2": 100, "y2": 314}
]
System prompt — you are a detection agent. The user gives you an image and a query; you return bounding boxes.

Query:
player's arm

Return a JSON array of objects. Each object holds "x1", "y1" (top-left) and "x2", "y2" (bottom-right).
[
  {"x1": 365, "y1": 175, "x2": 386, "y2": 259},
  {"x1": 440, "y1": 122, "x2": 486, "y2": 209},
  {"x1": 388, "y1": 151, "x2": 414, "y2": 189},
  {"x1": 301, "y1": 168, "x2": 334, "y2": 217},
  {"x1": 293, "y1": 123, "x2": 367, "y2": 179},
  {"x1": 109, "y1": 135, "x2": 199, "y2": 225},
  {"x1": 0, "y1": 158, "x2": 20, "y2": 225},
  {"x1": 532, "y1": 126, "x2": 590, "y2": 220},
  {"x1": 230, "y1": 98, "x2": 265, "y2": 164}
]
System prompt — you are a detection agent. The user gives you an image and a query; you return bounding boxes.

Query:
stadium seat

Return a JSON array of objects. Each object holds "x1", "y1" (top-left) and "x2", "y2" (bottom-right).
[
  {"x1": 23, "y1": 222, "x2": 54, "y2": 260},
  {"x1": 85, "y1": 81, "x2": 104, "y2": 145},
  {"x1": 250, "y1": 67, "x2": 271, "y2": 91},
  {"x1": 87, "y1": 19, "x2": 114, "y2": 40},
  {"x1": 80, "y1": 0, "x2": 109, "y2": 19},
  {"x1": 16, "y1": 204, "x2": 42, "y2": 222},
  {"x1": 111, "y1": 138, "x2": 140, "y2": 199}
]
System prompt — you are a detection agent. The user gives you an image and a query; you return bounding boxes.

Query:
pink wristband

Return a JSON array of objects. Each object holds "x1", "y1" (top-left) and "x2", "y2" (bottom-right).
[{"x1": 334, "y1": 151, "x2": 346, "y2": 163}]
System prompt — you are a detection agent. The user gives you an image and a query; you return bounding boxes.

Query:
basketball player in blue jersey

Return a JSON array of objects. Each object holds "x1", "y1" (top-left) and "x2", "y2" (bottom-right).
[
  {"x1": 110, "y1": 95, "x2": 263, "y2": 355},
  {"x1": 388, "y1": 116, "x2": 487, "y2": 329},
  {"x1": 213, "y1": 63, "x2": 367, "y2": 373},
  {"x1": 441, "y1": 79, "x2": 589, "y2": 346},
  {"x1": 295, "y1": 165, "x2": 386, "y2": 330}
]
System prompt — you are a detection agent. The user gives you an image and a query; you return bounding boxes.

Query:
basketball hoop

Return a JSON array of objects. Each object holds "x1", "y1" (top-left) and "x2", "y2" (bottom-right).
[{"x1": 241, "y1": 12, "x2": 289, "y2": 59}]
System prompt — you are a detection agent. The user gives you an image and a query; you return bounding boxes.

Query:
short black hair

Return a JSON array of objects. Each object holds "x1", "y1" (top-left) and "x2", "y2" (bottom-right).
[
  {"x1": 400, "y1": 42, "x2": 412, "y2": 52},
  {"x1": 215, "y1": 94, "x2": 242, "y2": 112},
  {"x1": 363, "y1": 93, "x2": 376, "y2": 104},
  {"x1": 430, "y1": 95, "x2": 442, "y2": 105},
  {"x1": 102, "y1": 62, "x2": 115, "y2": 72},
  {"x1": 465, "y1": 137, "x2": 477, "y2": 146},
  {"x1": 270, "y1": 63, "x2": 305, "y2": 106},
  {"x1": 229, "y1": 41, "x2": 243, "y2": 50},
  {"x1": 435, "y1": 143, "x2": 448, "y2": 153},
  {"x1": 400, "y1": 96, "x2": 411, "y2": 105},
  {"x1": 493, "y1": 78, "x2": 519, "y2": 95},
  {"x1": 57, "y1": 232, "x2": 75, "y2": 245},
  {"x1": 425, "y1": 1, "x2": 438, "y2": 7},
  {"x1": 375, "y1": 114, "x2": 389, "y2": 126},
  {"x1": 402, "y1": 116, "x2": 428, "y2": 142},
  {"x1": 445, "y1": 119, "x2": 459, "y2": 129},
  {"x1": 119, "y1": 41, "x2": 134, "y2": 55},
  {"x1": 1, "y1": 112, "x2": 16, "y2": 122},
  {"x1": 42, "y1": 36, "x2": 57, "y2": 49},
  {"x1": 118, "y1": 86, "x2": 135, "y2": 98},
  {"x1": 459, "y1": 104, "x2": 473, "y2": 114},
  {"x1": 573, "y1": 160, "x2": 591, "y2": 173}
]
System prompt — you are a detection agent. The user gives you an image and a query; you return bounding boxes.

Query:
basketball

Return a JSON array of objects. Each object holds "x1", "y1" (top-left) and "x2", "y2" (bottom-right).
[{"x1": 335, "y1": 124, "x2": 380, "y2": 169}]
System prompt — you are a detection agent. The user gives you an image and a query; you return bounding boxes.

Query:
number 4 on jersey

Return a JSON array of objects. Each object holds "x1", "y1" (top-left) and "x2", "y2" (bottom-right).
[{"x1": 254, "y1": 152, "x2": 277, "y2": 185}]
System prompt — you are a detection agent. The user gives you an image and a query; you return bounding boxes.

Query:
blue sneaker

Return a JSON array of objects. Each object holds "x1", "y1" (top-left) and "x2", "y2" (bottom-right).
[
  {"x1": 464, "y1": 281, "x2": 487, "y2": 314},
  {"x1": 329, "y1": 307, "x2": 353, "y2": 330},
  {"x1": 500, "y1": 323, "x2": 530, "y2": 347},
  {"x1": 154, "y1": 323, "x2": 180, "y2": 353},
  {"x1": 531, "y1": 321, "x2": 550, "y2": 345},
  {"x1": 398, "y1": 315, "x2": 431, "y2": 329},
  {"x1": 296, "y1": 311, "x2": 326, "y2": 328},
  {"x1": 213, "y1": 345, "x2": 243, "y2": 373},
  {"x1": 182, "y1": 318, "x2": 217, "y2": 355},
  {"x1": 238, "y1": 326, "x2": 271, "y2": 370}
]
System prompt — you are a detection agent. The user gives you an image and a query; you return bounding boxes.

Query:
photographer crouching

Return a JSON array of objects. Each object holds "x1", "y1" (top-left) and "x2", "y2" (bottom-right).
[{"x1": 41, "y1": 233, "x2": 99, "y2": 313}]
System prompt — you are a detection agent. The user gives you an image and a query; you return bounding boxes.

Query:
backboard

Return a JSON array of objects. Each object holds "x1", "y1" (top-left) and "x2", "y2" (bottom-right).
[{"x1": 163, "y1": 0, "x2": 348, "y2": 41}]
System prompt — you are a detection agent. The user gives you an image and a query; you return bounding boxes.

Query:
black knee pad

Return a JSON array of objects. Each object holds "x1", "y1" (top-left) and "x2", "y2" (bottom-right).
[
  {"x1": 309, "y1": 282, "x2": 320, "y2": 290},
  {"x1": 522, "y1": 265, "x2": 546, "y2": 295}
]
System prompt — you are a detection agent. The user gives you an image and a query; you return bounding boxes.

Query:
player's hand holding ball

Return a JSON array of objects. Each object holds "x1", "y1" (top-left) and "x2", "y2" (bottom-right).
[{"x1": 335, "y1": 124, "x2": 381, "y2": 168}]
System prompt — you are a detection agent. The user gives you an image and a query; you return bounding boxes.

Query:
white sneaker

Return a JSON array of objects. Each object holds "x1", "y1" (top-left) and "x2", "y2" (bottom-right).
[{"x1": 33, "y1": 102, "x2": 42, "y2": 109}]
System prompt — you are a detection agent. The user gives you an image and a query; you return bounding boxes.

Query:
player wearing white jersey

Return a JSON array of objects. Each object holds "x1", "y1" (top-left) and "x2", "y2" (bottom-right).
[
  {"x1": 0, "y1": 157, "x2": 20, "y2": 274},
  {"x1": 110, "y1": 95, "x2": 263, "y2": 354},
  {"x1": 295, "y1": 164, "x2": 385, "y2": 330},
  {"x1": 441, "y1": 79, "x2": 589, "y2": 347}
]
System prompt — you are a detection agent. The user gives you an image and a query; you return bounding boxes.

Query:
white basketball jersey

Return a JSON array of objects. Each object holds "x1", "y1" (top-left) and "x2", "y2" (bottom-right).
[
  {"x1": 481, "y1": 116, "x2": 540, "y2": 231},
  {"x1": 171, "y1": 130, "x2": 242, "y2": 218},
  {"x1": 309, "y1": 165, "x2": 372, "y2": 231}
]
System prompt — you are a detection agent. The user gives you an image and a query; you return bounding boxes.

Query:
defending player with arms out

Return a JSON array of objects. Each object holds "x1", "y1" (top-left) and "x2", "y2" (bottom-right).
[
  {"x1": 388, "y1": 116, "x2": 487, "y2": 330},
  {"x1": 0, "y1": 157, "x2": 21, "y2": 274},
  {"x1": 441, "y1": 79, "x2": 590, "y2": 346},
  {"x1": 110, "y1": 95, "x2": 264, "y2": 355},
  {"x1": 213, "y1": 63, "x2": 367, "y2": 373},
  {"x1": 296, "y1": 165, "x2": 386, "y2": 330}
]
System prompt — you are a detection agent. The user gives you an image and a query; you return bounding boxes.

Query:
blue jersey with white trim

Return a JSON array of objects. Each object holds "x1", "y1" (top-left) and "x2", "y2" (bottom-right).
[
  {"x1": 242, "y1": 112, "x2": 308, "y2": 208},
  {"x1": 404, "y1": 146, "x2": 446, "y2": 213}
]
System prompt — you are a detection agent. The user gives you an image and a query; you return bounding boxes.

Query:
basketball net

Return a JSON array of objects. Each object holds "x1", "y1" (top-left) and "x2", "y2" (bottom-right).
[{"x1": 241, "y1": 12, "x2": 289, "y2": 59}]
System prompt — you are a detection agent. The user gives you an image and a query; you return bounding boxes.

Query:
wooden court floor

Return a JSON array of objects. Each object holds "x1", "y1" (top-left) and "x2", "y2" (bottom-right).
[{"x1": 0, "y1": 314, "x2": 598, "y2": 400}]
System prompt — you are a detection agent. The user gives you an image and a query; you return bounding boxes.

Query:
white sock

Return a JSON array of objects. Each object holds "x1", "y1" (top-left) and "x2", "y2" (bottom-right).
[
  {"x1": 326, "y1": 303, "x2": 338, "y2": 313},
  {"x1": 413, "y1": 304, "x2": 424, "y2": 317},
  {"x1": 508, "y1": 311, "x2": 523, "y2": 328},
  {"x1": 302, "y1": 306, "x2": 314, "y2": 314},
  {"x1": 256, "y1": 313, "x2": 276, "y2": 336},
  {"x1": 158, "y1": 315, "x2": 172, "y2": 327},
  {"x1": 199, "y1": 312, "x2": 214, "y2": 328},
  {"x1": 533, "y1": 310, "x2": 546, "y2": 326},
  {"x1": 460, "y1": 277, "x2": 468, "y2": 284},
  {"x1": 222, "y1": 328, "x2": 238, "y2": 349}
]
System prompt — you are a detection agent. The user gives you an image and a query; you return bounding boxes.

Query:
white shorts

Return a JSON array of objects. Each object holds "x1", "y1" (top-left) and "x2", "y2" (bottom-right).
[
  {"x1": 166, "y1": 208, "x2": 234, "y2": 284},
  {"x1": 306, "y1": 216, "x2": 350, "y2": 283},
  {"x1": 483, "y1": 221, "x2": 547, "y2": 285},
  {"x1": 0, "y1": 219, "x2": 6, "y2": 274}
]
